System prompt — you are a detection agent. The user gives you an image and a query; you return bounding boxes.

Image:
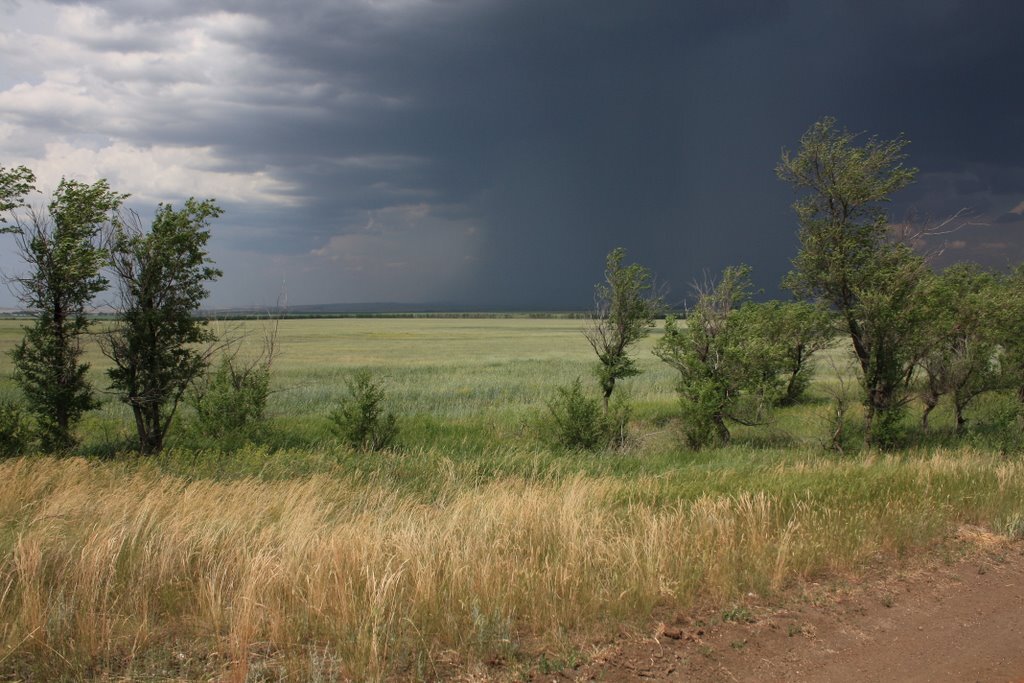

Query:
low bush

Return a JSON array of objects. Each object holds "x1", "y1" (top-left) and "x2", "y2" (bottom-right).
[
  {"x1": 330, "y1": 370, "x2": 399, "y2": 451},
  {"x1": 546, "y1": 378, "x2": 632, "y2": 451},
  {"x1": 0, "y1": 400, "x2": 31, "y2": 457},
  {"x1": 189, "y1": 356, "x2": 272, "y2": 445}
]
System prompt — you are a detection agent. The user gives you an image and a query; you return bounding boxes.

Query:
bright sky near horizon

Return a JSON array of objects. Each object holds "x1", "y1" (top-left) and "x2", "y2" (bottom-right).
[{"x1": 1, "y1": 0, "x2": 1022, "y2": 309}]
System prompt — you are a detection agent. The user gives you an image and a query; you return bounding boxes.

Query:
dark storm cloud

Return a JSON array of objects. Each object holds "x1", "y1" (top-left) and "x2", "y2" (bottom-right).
[{"x1": 3, "y1": 0, "x2": 1023, "y2": 307}]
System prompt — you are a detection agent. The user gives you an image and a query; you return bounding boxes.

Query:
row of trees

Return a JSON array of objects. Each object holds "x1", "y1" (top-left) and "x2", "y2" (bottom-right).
[
  {"x1": 4, "y1": 117, "x2": 1022, "y2": 456},
  {"x1": 583, "y1": 117, "x2": 1024, "y2": 449},
  {"x1": 1, "y1": 166, "x2": 222, "y2": 454}
]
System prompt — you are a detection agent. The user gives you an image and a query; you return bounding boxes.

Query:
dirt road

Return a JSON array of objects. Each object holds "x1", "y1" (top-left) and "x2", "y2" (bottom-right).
[{"x1": 556, "y1": 528, "x2": 1024, "y2": 682}]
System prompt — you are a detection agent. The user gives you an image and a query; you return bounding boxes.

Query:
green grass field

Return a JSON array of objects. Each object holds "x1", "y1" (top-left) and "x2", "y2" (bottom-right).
[
  {"x1": 0, "y1": 317, "x2": 887, "y2": 460},
  {"x1": 0, "y1": 317, "x2": 1022, "y2": 680}
]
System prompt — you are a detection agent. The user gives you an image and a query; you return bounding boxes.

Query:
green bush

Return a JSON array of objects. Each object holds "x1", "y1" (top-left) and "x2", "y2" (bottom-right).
[
  {"x1": 676, "y1": 379, "x2": 728, "y2": 450},
  {"x1": 330, "y1": 370, "x2": 399, "y2": 451},
  {"x1": 866, "y1": 404, "x2": 908, "y2": 451},
  {"x1": 0, "y1": 400, "x2": 31, "y2": 457},
  {"x1": 189, "y1": 356, "x2": 271, "y2": 445},
  {"x1": 546, "y1": 378, "x2": 611, "y2": 451},
  {"x1": 969, "y1": 396, "x2": 1024, "y2": 455}
]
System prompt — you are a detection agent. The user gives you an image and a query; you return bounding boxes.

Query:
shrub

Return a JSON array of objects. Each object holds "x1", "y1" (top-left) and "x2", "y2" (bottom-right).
[
  {"x1": 546, "y1": 378, "x2": 611, "y2": 451},
  {"x1": 0, "y1": 400, "x2": 31, "y2": 457},
  {"x1": 330, "y1": 370, "x2": 398, "y2": 451},
  {"x1": 189, "y1": 356, "x2": 272, "y2": 445},
  {"x1": 866, "y1": 404, "x2": 908, "y2": 450},
  {"x1": 969, "y1": 395, "x2": 1024, "y2": 455}
]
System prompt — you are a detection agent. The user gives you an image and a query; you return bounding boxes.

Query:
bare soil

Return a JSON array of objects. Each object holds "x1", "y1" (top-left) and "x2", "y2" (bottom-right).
[{"x1": 534, "y1": 528, "x2": 1024, "y2": 682}]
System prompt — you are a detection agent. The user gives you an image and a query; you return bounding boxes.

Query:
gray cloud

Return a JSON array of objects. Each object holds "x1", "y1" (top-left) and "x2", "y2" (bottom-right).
[{"x1": 1, "y1": 0, "x2": 1023, "y2": 308}]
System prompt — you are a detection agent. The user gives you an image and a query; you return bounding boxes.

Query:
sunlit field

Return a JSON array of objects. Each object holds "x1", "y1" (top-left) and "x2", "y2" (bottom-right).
[{"x1": 0, "y1": 317, "x2": 1022, "y2": 680}]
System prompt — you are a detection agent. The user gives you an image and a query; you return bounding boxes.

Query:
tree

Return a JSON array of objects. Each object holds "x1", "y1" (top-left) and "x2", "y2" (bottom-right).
[
  {"x1": 583, "y1": 247, "x2": 662, "y2": 411},
  {"x1": 742, "y1": 300, "x2": 835, "y2": 406},
  {"x1": 777, "y1": 117, "x2": 924, "y2": 445},
  {"x1": 654, "y1": 265, "x2": 782, "y2": 448},
  {"x1": 916, "y1": 264, "x2": 1007, "y2": 434},
  {"x1": 1001, "y1": 265, "x2": 1024, "y2": 406},
  {"x1": 7, "y1": 176, "x2": 126, "y2": 451},
  {"x1": 0, "y1": 165, "x2": 36, "y2": 230},
  {"x1": 104, "y1": 199, "x2": 223, "y2": 454}
]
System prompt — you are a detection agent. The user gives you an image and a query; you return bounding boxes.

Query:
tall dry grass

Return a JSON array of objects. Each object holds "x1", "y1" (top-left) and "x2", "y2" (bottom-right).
[{"x1": 1, "y1": 452, "x2": 1022, "y2": 680}]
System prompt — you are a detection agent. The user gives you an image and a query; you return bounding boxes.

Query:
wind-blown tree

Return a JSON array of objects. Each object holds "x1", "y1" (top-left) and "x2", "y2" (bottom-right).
[
  {"x1": 583, "y1": 247, "x2": 663, "y2": 411},
  {"x1": 916, "y1": 264, "x2": 1007, "y2": 434},
  {"x1": 742, "y1": 300, "x2": 835, "y2": 406},
  {"x1": 654, "y1": 265, "x2": 782, "y2": 448},
  {"x1": 0, "y1": 165, "x2": 36, "y2": 230},
  {"x1": 104, "y1": 199, "x2": 223, "y2": 454},
  {"x1": 6, "y1": 175, "x2": 126, "y2": 451},
  {"x1": 778, "y1": 117, "x2": 924, "y2": 445}
]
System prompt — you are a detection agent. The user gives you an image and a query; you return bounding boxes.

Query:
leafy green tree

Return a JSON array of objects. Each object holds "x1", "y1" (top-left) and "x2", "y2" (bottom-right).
[
  {"x1": 989, "y1": 265, "x2": 1024, "y2": 410},
  {"x1": 104, "y1": 199, "x2": 223, "y2": 454},
  {"x1": 916, "y1": 264, "x2": 1007, "y2": 434},
  {"x1": 741, "y1": 300, "x2": 835, "y2": 406},
  {"x1": 654, "y1": 265, "x2": 781, "y2": 448},
  {"x1": 7, "y1": 177, "x2": 126, "y2": 451},
  {"x1": 778, "y1": 117, "x2": 924, "y2": 445},
  {"x1": 583, "y1": 247, "x2": 662, "y2": 411}
]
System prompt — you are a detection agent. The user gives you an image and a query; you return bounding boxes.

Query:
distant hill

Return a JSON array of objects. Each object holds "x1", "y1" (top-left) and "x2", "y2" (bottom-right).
[
  {"x1": 1, "y1": 302, "x2": 600, "y2": 320},
  {"x1": 201, "y1": 302, "x2": 590, "y2": 317}
]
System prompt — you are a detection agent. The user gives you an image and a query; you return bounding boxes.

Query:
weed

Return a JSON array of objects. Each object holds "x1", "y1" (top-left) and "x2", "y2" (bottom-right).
[{"x1": 721, "y1": 606, "x2": 754, "y2": 624}]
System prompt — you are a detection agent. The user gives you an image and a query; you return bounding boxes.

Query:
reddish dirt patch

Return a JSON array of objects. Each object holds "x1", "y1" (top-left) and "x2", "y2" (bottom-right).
[{"x1": 539, "y1": 529, "x2": 1024, "y2": 682}]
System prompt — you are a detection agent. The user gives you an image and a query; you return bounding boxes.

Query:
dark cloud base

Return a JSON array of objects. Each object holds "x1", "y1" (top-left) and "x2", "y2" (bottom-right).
[{"x1": 6, "y1": 0, "x2": 1024, "y2": 308}]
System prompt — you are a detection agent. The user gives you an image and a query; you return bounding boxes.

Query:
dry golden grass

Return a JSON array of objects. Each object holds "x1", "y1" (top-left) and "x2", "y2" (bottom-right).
[{"x1": 1, "y1": 451, "x2": 1022, "y2": 680}]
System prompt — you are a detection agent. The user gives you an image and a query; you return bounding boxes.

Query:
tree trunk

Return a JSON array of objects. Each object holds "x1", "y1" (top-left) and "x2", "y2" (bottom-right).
[
  {"x1": 781, "y1": 367, "x2": 801, "y2": 406},
  {"x1": 954, "y1": 402, "x2": 967, "y2": 437},
  {"x1": 602, "y1": 379, "x2": 614, "y2": 414},
  {"x1": 921, "y1": 394, "x2": 938, "y2": 431},
  {"x1": 863, "y1": 402, "x2": 875, "y2": 446},
  {"x1": 713, "y1": 413, "x2": 730, "y2": 445}
]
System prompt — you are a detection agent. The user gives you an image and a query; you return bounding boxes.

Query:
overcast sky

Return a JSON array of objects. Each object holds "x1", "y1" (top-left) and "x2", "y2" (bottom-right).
[{"x1": 1, "y1": 0, "x2": 1022, "y2": 309}]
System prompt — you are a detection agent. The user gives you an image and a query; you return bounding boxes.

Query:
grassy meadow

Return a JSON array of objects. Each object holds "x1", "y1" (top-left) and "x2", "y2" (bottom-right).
[{"x1": 0, "y1": 317, "x2": 1022, "y2": 680}]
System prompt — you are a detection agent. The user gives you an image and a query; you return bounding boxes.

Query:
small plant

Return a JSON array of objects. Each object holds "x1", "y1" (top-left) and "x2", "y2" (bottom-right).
[
  {"x1": 721, "y1": 605, "x2": 753, "y2": 623},
  {"x1": 330, "y1": 370, "x2": 398, "y2": 451},
  {"x1": 819, "y1": 357, "x2": 857, "y2": 454},
  {"x1": 546, "y1": 378, "x2": 609, "y2": 451},
  {"x1": 0, "y1": 400, "x2": 31, "y2": 457}
]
